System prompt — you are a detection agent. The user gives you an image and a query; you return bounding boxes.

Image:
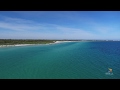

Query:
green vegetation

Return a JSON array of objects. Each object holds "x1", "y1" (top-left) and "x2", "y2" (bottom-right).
[
  {"x1": 0, "y1": 39, "x2": 56, "y2": 45},
  {"x1": 0, "y1": 39, "x2": 113, "y2": 45}
]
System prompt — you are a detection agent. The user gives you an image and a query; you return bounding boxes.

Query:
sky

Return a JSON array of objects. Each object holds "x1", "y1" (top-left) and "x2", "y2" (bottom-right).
[{"x1": 0, "y1": 11, "x2": 120, "y2": 40}]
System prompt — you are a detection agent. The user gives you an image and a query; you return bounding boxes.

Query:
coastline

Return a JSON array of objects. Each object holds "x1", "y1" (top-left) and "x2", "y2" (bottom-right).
[
  {"x1": 0, "y1": 41, "x2": 78, "y2": 48},
  {"x1": 54, "y1": 41, "x2": 73, "y2": 43},
  {"x1": 54, "y1": 41, "x2": 81, "y2": 44},
  {"x1": 0, "y1": 44, "x2": 37, "y2": 48}
]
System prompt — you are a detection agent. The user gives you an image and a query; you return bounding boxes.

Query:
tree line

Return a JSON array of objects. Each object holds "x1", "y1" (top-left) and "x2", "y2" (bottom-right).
[{"x1": 0, "y1": 39, "x2": 55, "y2": 45}]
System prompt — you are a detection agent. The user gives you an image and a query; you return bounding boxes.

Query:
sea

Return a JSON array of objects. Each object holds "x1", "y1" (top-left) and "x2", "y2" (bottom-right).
[{"x1": 0, "y1": 41, "x2": 120, "y2": 79}]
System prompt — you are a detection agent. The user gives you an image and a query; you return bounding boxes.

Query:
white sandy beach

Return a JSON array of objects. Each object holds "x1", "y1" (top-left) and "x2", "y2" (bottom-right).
[
  {"x1": 0, "y1": 44, "x2": 36, "y2": 47},
  {"x1": 54, "y1": 41, "x2": 72, "y2": 43},
  {"x1": 15, "y1": 44, "x2": 36, "y2": 46},
  {"x1": 54, "y1": 41, "x2": 80, "y2": 43}
]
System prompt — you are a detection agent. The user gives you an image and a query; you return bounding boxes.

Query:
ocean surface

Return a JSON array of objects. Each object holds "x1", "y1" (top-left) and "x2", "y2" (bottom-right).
[{"x1": 0, "y1": 41, "x2": 120, "y2": 79}]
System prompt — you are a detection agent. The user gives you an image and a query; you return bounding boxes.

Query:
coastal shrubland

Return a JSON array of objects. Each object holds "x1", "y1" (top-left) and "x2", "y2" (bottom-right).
[{"x1": 0, "y1": 39, "x2": 56, "y2": 45}]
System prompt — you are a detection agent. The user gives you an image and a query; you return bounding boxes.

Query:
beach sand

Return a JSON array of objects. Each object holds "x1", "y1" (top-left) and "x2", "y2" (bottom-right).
[
  {"x1": 54, "y1": 41, "x2": 80, "y2": 43},
  {"x1": 0, "y1": 44, "x2": 36, "y2": 47}
]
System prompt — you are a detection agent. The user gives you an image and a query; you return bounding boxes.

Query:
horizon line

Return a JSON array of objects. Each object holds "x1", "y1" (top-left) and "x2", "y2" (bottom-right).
[{"x1": 0, "y1": 38, "x2": 120, "y2": 41}]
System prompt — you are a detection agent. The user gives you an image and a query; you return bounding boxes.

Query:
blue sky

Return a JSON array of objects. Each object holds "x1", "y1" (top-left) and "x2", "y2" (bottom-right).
[{"x1": 0, "y1": 11, "x2": 120, "y2": 40}]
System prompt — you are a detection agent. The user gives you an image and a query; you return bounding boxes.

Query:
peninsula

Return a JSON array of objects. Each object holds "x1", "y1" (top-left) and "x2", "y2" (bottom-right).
[
  {"x1": 0, "y1": 39, "x2": 80, "y2": 47},
  {"x1": 0, "y1": 39, "x2": 119, "y2": 47}
]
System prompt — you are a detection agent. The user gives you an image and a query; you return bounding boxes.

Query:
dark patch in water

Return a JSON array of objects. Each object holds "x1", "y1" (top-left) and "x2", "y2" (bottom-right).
[{"x1": 89, "y1": 42, "x2": 120, "y2": 56}]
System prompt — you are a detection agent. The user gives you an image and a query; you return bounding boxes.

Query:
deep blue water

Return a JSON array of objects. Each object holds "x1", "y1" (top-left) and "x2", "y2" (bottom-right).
[{"x1": 0, "y1": 41, "x2": 120, "y2": 79}]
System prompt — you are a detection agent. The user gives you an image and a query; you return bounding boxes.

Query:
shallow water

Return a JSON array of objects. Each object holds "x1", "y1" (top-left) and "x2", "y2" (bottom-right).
[{"x1": 0, "y1": 41, "x2": 120, "y2": 79}]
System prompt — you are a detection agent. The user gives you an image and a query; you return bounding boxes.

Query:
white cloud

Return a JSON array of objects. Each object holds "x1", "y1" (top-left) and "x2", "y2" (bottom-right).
[
  {"x1": 0, "y1": 16, "x2": 120, "y2": 40},
  {"x1": 4, "y1": 17, "x2": 34, "y2": 24},
  {"x1": 0, "y1": 17, "x2": 47, "y2": 31}
]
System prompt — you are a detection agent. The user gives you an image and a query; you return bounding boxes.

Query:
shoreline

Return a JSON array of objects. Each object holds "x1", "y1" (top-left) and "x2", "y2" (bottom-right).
[
  {"x1": 0, "y1": 41, "x2": 78, "y2": 48},
  {"x1": 0, "y1": 44, "x2": 37, "y2": 48},
  {"x1": 54, "y1": 41, "x2": 80, "y2": 43},
  {"x1": 1, "y1": 40, "x2": 111, "y2": 48}
]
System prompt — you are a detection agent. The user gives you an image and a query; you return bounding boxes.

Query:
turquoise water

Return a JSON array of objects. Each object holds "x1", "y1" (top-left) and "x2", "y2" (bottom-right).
[{"x1": 0, "y1": 41, "x2": 120, "y2": 79}]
